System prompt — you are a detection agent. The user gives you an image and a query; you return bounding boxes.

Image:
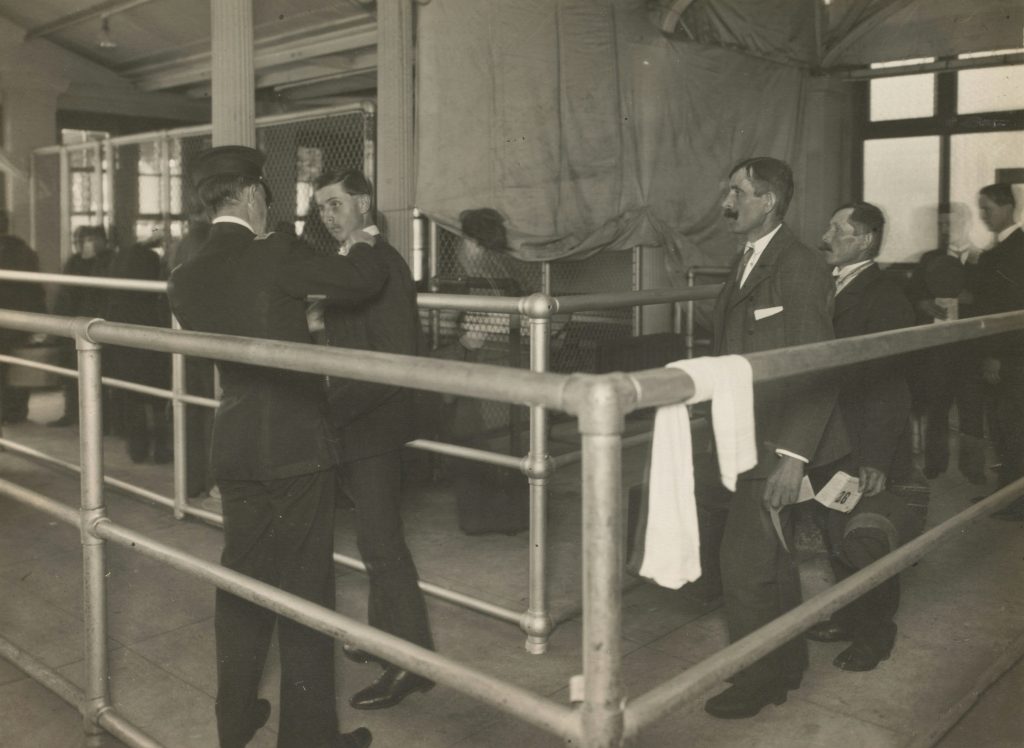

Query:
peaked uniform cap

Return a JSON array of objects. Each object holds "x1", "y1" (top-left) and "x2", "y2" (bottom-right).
[{"x1": 189, "y1": 145, "x2": 272, "y2": 203}]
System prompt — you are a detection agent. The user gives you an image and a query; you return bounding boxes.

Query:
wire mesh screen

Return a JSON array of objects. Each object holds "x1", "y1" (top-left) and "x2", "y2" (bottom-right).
[{"x1": 33, "y1": 107, "x2": 374, "y2": 272}]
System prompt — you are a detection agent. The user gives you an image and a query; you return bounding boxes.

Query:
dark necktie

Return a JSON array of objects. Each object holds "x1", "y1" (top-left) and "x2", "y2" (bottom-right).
[{"x1": 736, "y1": 244, "x2": 754, "y2": 286}]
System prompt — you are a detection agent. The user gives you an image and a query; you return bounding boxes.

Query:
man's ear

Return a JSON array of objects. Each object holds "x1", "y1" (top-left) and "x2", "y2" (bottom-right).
[
  {"x1": 357, "y1": 194, "x2": 371, "y2": 216},
  {"x1": 762, "y1": 190, "x2": 777, "y2": 216}
]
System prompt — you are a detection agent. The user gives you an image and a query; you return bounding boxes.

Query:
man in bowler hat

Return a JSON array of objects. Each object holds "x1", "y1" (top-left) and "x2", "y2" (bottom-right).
[{"x1": 168, "y1": 145, "x2": 383, "y2": 748}]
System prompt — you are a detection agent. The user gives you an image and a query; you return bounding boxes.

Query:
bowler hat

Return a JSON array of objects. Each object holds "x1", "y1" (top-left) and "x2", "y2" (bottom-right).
[{"x1": 189, "y1": 145, "x2": 273, "y2": 202}]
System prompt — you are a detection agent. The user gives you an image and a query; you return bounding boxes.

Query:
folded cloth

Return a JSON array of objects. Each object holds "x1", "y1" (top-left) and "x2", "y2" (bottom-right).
[{"x1": 638, "y1": 355, "x2": 756, "y2": 588}]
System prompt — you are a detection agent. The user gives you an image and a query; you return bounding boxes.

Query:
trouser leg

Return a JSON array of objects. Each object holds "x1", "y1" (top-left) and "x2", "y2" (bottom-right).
[
  {"x1": 720, "y1": 479, "x2": 806, "y2": 689},
  {"x1": 343, "y1": 453, "x2": 434, "y2": 650},
  {"x1": 216, "y1": 472, "x2": 339, "y2": 748},
  {"x1": 993, "y1": 361, "x2": 1024, "y2": 489}
]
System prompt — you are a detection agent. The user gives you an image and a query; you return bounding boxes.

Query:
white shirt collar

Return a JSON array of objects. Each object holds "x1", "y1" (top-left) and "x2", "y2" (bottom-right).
[
  {"x1": 832, "y1": 259, "x2": 875, "y2": 294},
  {"x1": 997, "y1": 223, "x2": 1022, "y2": 243},
  {"x1": 737, "y1": 223, "x2": 783, "y2": 287},
  {"x1": 339, "y1": 224, "x2": 380, "y2": 255},
  {"x1": 213, "y1": 215, "x2": 255, "y2": 233}
]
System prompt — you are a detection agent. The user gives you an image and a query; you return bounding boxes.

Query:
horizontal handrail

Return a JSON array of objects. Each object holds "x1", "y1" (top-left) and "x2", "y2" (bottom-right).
[
  {"x1": 551, "y1": 285, "x2": 722, "y2": 314},
  {"x1": 0, "y1": 269, "x2": 166, "y2": 293},
  {"x1": 623, "y1": 475, "x2": 1024, "y2": 737}
]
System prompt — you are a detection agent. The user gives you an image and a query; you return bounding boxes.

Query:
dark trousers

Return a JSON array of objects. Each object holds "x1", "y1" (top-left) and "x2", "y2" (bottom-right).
[
  {"x1": 720, "y1": 479, "x2": 807, "y2": 689},
  {"x1": 121, "y1": 392, "x2": 170, "y2": 463},
  {"x1": 992, "y1": 359, "x2": 1024, "y2": 489},
  {"x1": 818, "y1": 485, "x2": 927, "y2": 657},
  {"x1": 185, "y1": 359, "x2": 216, "y2": 497},
  {"x1": 0, "y1": 364, "x2": 30, "y2": 422},
  {"x1": 922, "y1": 348, "x2": 986, "y2": 477},
  {"x1": 340, "y1": 451, "x2": 434, "y2": 651},
  {"x1": 216, "y1": 471, "x2": 338, "y2": 748}
]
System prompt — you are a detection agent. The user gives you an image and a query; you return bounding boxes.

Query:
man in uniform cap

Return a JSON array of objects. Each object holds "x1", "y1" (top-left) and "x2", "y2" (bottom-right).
[{"x1": 168, "y1": 145, "x2": 382, "y2": 748}]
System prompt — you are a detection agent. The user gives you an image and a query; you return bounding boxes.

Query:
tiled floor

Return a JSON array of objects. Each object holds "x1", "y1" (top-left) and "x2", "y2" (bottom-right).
[{"x1": 0, "y1": 391, "x2": 1021, "y2": 747}]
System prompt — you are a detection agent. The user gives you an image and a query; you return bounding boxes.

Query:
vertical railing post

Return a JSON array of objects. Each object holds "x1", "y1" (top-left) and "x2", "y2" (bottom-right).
[
  {"x1": 575, "y1": 375, "x2": 630, "y2": 747},
  {"x1": 632, "y1": 247, "x2": 643, "y2": 337},
  {"x1": 159, "y1": 133, "x2": 172, "y2": 243},
  {"x1": 520, "y1": 293, "x2": 555, "y2": 654},
  {"x1": 76, "y1": 327, "x2": 111, "y2": 746},
  {"x1": 59, "y1": 147, "x2": 71, "y2": 261},
  {"x1": 171, "y1": 316, "x2": 188, "y2": 519},
  {"x1": 428, "y1": 218, "x2": 440, "y2": 350},
  {"x1": 685, "y1": 268, "x2": 696, "y2": 359}
]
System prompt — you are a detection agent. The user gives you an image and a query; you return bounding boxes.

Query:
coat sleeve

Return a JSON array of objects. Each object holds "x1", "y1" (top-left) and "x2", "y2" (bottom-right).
[
  {"x1": 276, "y1": 237, "x2": 388, "y2": 304},
  {"x1": 772, "y1": 247, "x2": 840, "y2": 460},
  {"x1": 855, "y1": 284, "x2": 915, "y2": 472}
]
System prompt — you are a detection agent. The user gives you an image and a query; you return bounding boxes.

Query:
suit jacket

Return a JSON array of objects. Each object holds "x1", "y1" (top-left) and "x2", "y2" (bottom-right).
[
  {"x1": 831, "y1": 263, "x2": 915, "y2": 483},
  {"x1": 167, "y1": 222, "x2": 389, "y2": 481},
  {"x1": 322, "y1": 238, "x2": 422, "y2": 462},
  {"x1": 0, "y1": 234, "x2": 45, "y2": 348},
  {"x1": 973, "y1": 227, "x2": 1024, "y2": 362},
  {"x1": 712, "y1": 223, "x2": 848, "y2": 476},
  {"x1": 106, "y1": 244, "x2": 171, "y2": 388}
]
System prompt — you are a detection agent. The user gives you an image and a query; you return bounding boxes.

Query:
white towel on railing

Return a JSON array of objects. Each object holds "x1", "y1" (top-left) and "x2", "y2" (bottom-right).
[{"x1": 638, "y1": 355, "x2": 756, "y2": 589}]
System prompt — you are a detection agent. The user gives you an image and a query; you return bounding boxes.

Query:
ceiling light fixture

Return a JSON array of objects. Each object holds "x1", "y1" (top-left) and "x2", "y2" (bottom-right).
[{"x1": 97, "y1": 15, "x2": 117, "y2": 49}]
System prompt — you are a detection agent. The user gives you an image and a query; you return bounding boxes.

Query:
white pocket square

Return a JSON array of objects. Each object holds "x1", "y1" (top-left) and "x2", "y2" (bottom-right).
[{"x1": 754, "y1": 306, "x2": 784, "y2": 320}]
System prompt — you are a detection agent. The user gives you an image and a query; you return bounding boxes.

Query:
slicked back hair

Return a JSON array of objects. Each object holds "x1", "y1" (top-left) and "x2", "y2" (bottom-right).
[
  {"x1": 980, "y1": 182, "x2": 1016, "y2": 207},
  {"x1": 197, "y1": 174, "x2": 263, "y2": 214},
  {"x1": 313, "y1": 169, "x2": 374, "y2": 201},
  {"x1": 729, "y1": 156, "x2": 795, "y2": 219},
  {"x1": 838, "y1": 201, "x2": 885, "y2": 257}
]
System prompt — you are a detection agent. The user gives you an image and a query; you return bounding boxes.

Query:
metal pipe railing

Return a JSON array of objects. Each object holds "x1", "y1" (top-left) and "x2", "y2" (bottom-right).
[{"x1": 1, "y1": 301, "x2": 1022, "y2": 747}]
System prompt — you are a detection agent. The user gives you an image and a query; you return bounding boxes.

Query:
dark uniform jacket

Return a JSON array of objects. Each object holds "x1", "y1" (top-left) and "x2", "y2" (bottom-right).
[
  {"x1": 167, "y1": 221, "x2": 389, "y2": 481},
  {"x1": 973, "y1": 227, "x2": 1024, "y2": 362},
  {"x1": 0, "y1": 234, "x2": 45, "y2": 348},
  {"x1": 322, "y1": 237, "x2": 422, "y2": 462},
  {"x1": 712, "y1": 223, "x2": 848, "y2": 475},
  {"x1": 54, "y1": 250, "x2": 116, "y2": 319},
  {"x1": 831, "y1": 263, "x2": 915, "y2": 483},
  {"x1": 106, "y1": 243, "x2": 171, "y2": 388}
]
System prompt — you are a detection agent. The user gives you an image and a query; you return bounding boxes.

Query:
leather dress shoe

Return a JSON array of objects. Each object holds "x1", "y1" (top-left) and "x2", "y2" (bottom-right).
[
  {"x1": 232, "y1": 698, "x2": 271, "y2": 748},
  {"x1": 805, "y1": 619, "x2": 853, "y2": 643},
  {"x1": 704, "y1": 682, "x2": 792, "y2": 719},
  {"x1": 834, "y1": 641, "x2": 891, "y2": 672},
  {"x1": 341, "y1": 642, "x2": 386, "y2": 667},
  {"x1": 336, "y1": 726, "x2": 373, "y2": 748},
  {"x1": 349, "y1": 666, "x2": 434, "y2": 710}
]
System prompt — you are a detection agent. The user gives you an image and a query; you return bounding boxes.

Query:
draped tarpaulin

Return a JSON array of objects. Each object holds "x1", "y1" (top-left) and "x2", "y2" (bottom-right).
[{"x1": 415, "y1": 0, "x2": 813, "y2": 271}]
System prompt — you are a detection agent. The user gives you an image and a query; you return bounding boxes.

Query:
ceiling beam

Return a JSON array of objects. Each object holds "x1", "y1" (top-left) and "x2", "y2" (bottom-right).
[
  {"x1": 25, "y1": 0, "x2": 157, "y2": 40},
  {"x1": 129, "y1": 22, "x2": 377, "y2": 92},
  {"x1": 822, "y1": 0, "x2": 918, "y2": 68}
]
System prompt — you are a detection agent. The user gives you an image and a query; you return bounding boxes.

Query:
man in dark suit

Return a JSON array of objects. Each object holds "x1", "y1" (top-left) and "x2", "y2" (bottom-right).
[
  {"x1": 311, "y1": 169, "x2": 435, "y2": 710},
  {"x1": 973, "y1": 182, "x2": 1024, "y2": 518},
  {"x1": 704, "y1": 157, "x2": 848, "y2": 719},
  {"x1": 806, "y1": 202, "x2": 925, "y2": 672},
  {"x1": 0, "y1": 212, "x2": 46, "y2": 424},
  {"x1": 168, "y1": 146, "x2": 379, "y2": 748}
]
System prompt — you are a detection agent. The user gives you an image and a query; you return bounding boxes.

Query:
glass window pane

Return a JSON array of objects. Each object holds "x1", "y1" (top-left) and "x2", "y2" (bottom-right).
[
  {"x1": 863, "y1": 136, "x2": 940, "y2": 262},
  {"x1": 950, "y1": 131, "x2": 1024, "y2": 250},
  {"x1": 958, "y1": 65, "x2": 1024, "y2": 114},
  {"x1": 870, "y1": 74, "x2": 935, "y2": 121},
  {"x1": 138, "y1": 175, "x2": 161, "y2": 214}
]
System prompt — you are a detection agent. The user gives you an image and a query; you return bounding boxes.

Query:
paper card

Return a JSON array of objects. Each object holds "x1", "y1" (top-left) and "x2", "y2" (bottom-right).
[{"x1": 815, "y1": 470, "x2": 863, "y2": 513}]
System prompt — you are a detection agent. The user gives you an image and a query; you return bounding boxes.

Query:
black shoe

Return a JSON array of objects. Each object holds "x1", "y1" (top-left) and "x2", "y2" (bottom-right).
[
  {"x1": 349, "y1": 667, "x2": 435, "y2": 710},
  {"x1": 704, "y1": 682, "x2": 791, "y2": 719},
  {"x1": 337, "y1": 727, "x2": 373, "y2": 748},
  {"x1": 805, "y1": 619, "x2": 853, "y2": 643},
  {"x1": 47, "y1": 414, "x2": 77, "y2": 427},
  {"x1": 833, "y1": 641, "x2": 891, "y2": 671},
  {"x1": 234, "y1": 698, "x2": 271, "y2": 747},
  {"x1": 342, "y1": 642, "x2": 387, "y2": 667}
]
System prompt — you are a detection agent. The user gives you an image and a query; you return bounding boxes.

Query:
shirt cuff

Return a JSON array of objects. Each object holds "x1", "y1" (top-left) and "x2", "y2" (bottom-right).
[{"x1": 775, "y1": 448, "x2": 808, "y2": 464}]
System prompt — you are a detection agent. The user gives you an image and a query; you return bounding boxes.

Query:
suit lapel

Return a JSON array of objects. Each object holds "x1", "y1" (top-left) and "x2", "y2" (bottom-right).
[{"x1": 728, "y1": 225, "x2": 790, "y2": 310}]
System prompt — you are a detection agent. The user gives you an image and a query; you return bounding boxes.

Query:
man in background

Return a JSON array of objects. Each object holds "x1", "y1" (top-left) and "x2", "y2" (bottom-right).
[
  {"x1": 807, "y1": 202, "x2": 924, "y2": 672},
  {"x1": 973, "y1": 183, "x2": 1024, "y2": 519},
  {"x1": 312, "y1": 169, "x2": 435, "y2": 711},
  {"x1": 0, "y1": 211, "x2": 46, "y2": 424}
]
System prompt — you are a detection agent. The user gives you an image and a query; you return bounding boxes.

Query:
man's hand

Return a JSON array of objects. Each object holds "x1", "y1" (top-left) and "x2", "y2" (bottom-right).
[
  {"x1": 859, "y1": 466, "x2": 887, "y2": 497},
  {"x1": 350, "y1": 229, "x2": 377, "y2": 247},
  {"x1": 982, "y1": 357, "x2": 1001, "y2": 385},
  {"x1": 764, "y1": 454, "x2": 805, "y2": 510},
  {"x1": 916, "y1": 299, "x2": 946, "y2": 320}
]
